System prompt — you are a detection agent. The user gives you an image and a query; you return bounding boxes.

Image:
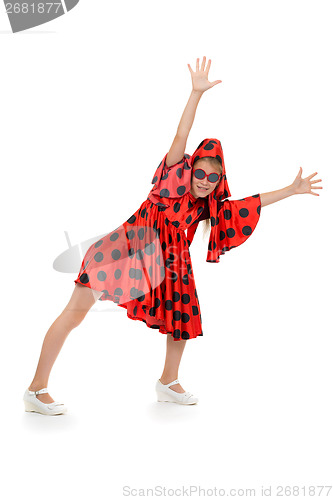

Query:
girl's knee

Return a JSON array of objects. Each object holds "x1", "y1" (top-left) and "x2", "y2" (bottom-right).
[{"x1": 61, "y1": 308, "x2": 87, "y2": 329}]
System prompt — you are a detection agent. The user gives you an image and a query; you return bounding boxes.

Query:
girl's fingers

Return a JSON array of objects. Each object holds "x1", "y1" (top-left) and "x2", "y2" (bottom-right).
[
  {"x1": 311, "y1": 186, "x2": 323, "y2": 189},
  {"x1": 307, "y1": 172, "x2": 318, "y2": 179},
  {"x1": 205, "y1": 59, "x2": 211, "y2": 74},
  {"x1": 311, "y1": 179, "x2": 322, "y2": 184},
  {"x1": 187, "y1": 63, "x2": 193, "y2": 74},
  {"x1": 210, "y1": 80, "x2": 222, "y2": 87},
  {"x1": 196, "y1": 58, "x2": 199, "y2": 72},
  {"x1": 200, "y1": 56, "x2": 206, "y2": 71}
]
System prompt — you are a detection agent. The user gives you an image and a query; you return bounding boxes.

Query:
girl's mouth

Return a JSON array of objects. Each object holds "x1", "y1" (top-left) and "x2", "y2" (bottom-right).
[{"x1": 198, "y1": 186, "x2": 208, "y2": 191}]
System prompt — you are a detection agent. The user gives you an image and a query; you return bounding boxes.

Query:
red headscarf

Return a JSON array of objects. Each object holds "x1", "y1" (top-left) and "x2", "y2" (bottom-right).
[{"x1": 148, "y1": 138, "x2": 231, "y2": 249}]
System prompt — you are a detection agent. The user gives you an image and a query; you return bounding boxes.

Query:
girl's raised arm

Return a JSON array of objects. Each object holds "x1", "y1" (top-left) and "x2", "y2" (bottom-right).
[{"x1": 166, "y1": 57, "x2": 222, "y2": 167}]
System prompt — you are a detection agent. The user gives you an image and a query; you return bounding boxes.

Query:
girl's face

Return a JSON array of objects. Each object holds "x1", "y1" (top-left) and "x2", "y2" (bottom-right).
[{"x1": 190, "y1": 159, "x2": 221, "y2": 198}]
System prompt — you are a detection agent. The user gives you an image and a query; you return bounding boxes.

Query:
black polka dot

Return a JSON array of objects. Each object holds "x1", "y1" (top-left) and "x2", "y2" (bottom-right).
[
  {"x1": 192, "y1": 305, "x2": 199, "y2": 315},
  {"x1": 127, "y1": 215, "x2": 136, "y2": 224},
  {"x1": 136, "y1": 249, "x2": 144, "y2": 260},
  {"x1": 173, "y1": 329, "x2": 181, "y2": 339},
  {"x1": 114, "y1": 287, "x2": 123, "y2": 296},
  {"x1": 165, "y1": 300, "x2": 173, "y2": 311},
  {"x1": 204, "y1": 141, "x2": 215, "y2": 151},
  {"x1": 112, "y1": 249, "x2": 121, "y2": 260},
  {"x1": 239, "y1": 208, "x2": 249, "y2": 218},
  {"x1": 173, "y1": 202, "x2": 181, "y2": 213},
  {"x1": 144, "y1": 242, "x2": 156, "y2": 255},
  {"x1": 94, "y1": 252, "x2": 103, "y2": 262},
  {"x1": 110, "y1": 233, "x2": 119, "y2": 241},
  {"x1": 224, "y1": 209, "x2": 232, "y2": 220},
  {"x1": 182, "y1": 274, "x2": 189, "y2": 285},
  {"x1": 114, "y1": 269, "x2": 121, "y2": 279},
  {"x1": 154, "y1": 298, "x2": 161, "y2": 308},
  {"x1": 181, "y1": 313, "x2": 190, "y2": 323},
  {"x1": 129, "y1": 268, "x2": 136, "y2": 279},
  {"x1": 226, "y1": 228, "x2": 235, "y2": 238},
  {"x1": 173, "y1": 291, "x2": 180, "y2": 302},
  {"x1": 186, "y1": 215, "x2": 192, "y2": 224},
  {"x1": 208, "y1": 240, "x2": 217, "y2": 250},
  {"x1": 160, "y1": 188, "x2": 170, "y2": 197},
  {"x1": 181, "y1": 294, "x2": 190, "y2": 304},
  {"x1": 173, "y1": 310, "x2": 181, "y2": 321},
  {"x1": 97, "y1": 271, "x2": 107, "y2": 281},
  {"x1": 170, "y1": 271, "x2": 178, "y2": 283},
  {"x1": 79, "y1": 273, "x2": 89, "y2": 284},
  {"x1": 94, "y1": 240, "x2": 103, "y2": 248},
  {"x1": 126, "y1": 230, "x2": 135, "y2": 240},
  {"x1": 177, "y1": 186, "x2": 186, "y2": 196},
  {"x1": 242, "y1": 225, "x2": 252, "y2": 236},
  {"x1": 181, "y1": 331, "x2": 190, "y2": 339}
]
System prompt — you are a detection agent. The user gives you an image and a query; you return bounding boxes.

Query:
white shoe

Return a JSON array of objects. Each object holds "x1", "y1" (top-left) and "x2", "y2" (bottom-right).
[
  {"x1": 23, "y1": 388, "x2": 67, "y2": 415},
  {"x1": 155, "y1": 379, "x2": 199, "y2": 405}
]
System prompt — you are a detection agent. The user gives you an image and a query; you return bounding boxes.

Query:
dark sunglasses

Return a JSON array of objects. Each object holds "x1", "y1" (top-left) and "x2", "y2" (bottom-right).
[{"x1": 193, "y1": 168, "x2": 221, "y2": 183}]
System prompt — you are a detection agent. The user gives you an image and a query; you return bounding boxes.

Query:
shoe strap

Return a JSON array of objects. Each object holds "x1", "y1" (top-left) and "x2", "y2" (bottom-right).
[
  {"x1": 165, "y1": 379, "x2": 179, "y2": 388},
  {"x1": 29, "y1": 388, "x2": 48, "y2": 396}
]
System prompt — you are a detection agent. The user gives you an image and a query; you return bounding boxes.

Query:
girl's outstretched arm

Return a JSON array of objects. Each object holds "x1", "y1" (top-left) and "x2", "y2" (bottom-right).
[
  {"x1": 260, "y1": 167, "x2": 323, "y2": 207},
  {"x1": 166, "y1": 56, "x2": 222, "y2": 167}
]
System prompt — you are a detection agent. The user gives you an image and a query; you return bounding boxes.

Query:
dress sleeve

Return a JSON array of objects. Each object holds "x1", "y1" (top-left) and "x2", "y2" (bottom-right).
[
  {"x1": 149, "y1": 153, "x2": 192, "y2": 199},
  {"x1": 206, "y1": 194, "x2": 262, "y2": 263}
]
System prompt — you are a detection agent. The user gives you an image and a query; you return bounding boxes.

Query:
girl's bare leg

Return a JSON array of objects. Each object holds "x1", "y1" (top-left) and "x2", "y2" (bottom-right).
[
  {"x1": 28, "y1": 283, "x2": 103, "y2": 404},
  {"x1": 159, "y1": 334, "x2": 187, "y2": 393}
]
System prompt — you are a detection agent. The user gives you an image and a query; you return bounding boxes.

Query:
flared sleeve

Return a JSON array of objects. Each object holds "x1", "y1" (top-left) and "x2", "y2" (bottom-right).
[
  {"x1": 147, "y1": 153, "x2": 192, "y2": 205},
  {"x1": 206, "y1": 194, "x2": 262, "y2": 263}
]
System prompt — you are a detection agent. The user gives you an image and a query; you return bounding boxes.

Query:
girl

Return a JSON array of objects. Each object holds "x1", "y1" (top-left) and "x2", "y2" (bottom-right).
[{"x1": 23, "y1": 56, "x2": 322, "y2": 414}]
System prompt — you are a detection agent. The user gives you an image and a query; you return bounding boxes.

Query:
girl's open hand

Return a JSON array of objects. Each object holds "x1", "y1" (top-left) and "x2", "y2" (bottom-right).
[
  {"x1": 291, "y1": 167, "x2": 323, "y2": 195},
  {"x1": 187, "y1": 57, "x2": 222, "y2": 93}
]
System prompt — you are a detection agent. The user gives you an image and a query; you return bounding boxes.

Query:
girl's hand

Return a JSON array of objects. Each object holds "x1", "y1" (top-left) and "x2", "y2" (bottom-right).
[
  {"x1": 187, "y1": 56, "x2": 222, "y2": 93},
  {"x1": 291, "y1": 167, "x2": 323, "y2": 195}
]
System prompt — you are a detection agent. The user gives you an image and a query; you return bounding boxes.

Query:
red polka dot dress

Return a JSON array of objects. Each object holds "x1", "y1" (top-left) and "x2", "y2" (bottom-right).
[{"x1": 74, "y1": 139, "x2": 262, "y2": 341}]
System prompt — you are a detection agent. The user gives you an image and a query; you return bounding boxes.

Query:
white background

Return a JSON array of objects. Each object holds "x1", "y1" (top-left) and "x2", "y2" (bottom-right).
[{"x1": 1, "y1": 0, "x2": 332, "y2": 498}]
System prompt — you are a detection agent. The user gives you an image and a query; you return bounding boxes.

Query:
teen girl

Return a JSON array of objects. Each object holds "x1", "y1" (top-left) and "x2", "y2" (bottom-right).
[{"x1": 23, "y1": 56, "x2": 322, "y2": 415}]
